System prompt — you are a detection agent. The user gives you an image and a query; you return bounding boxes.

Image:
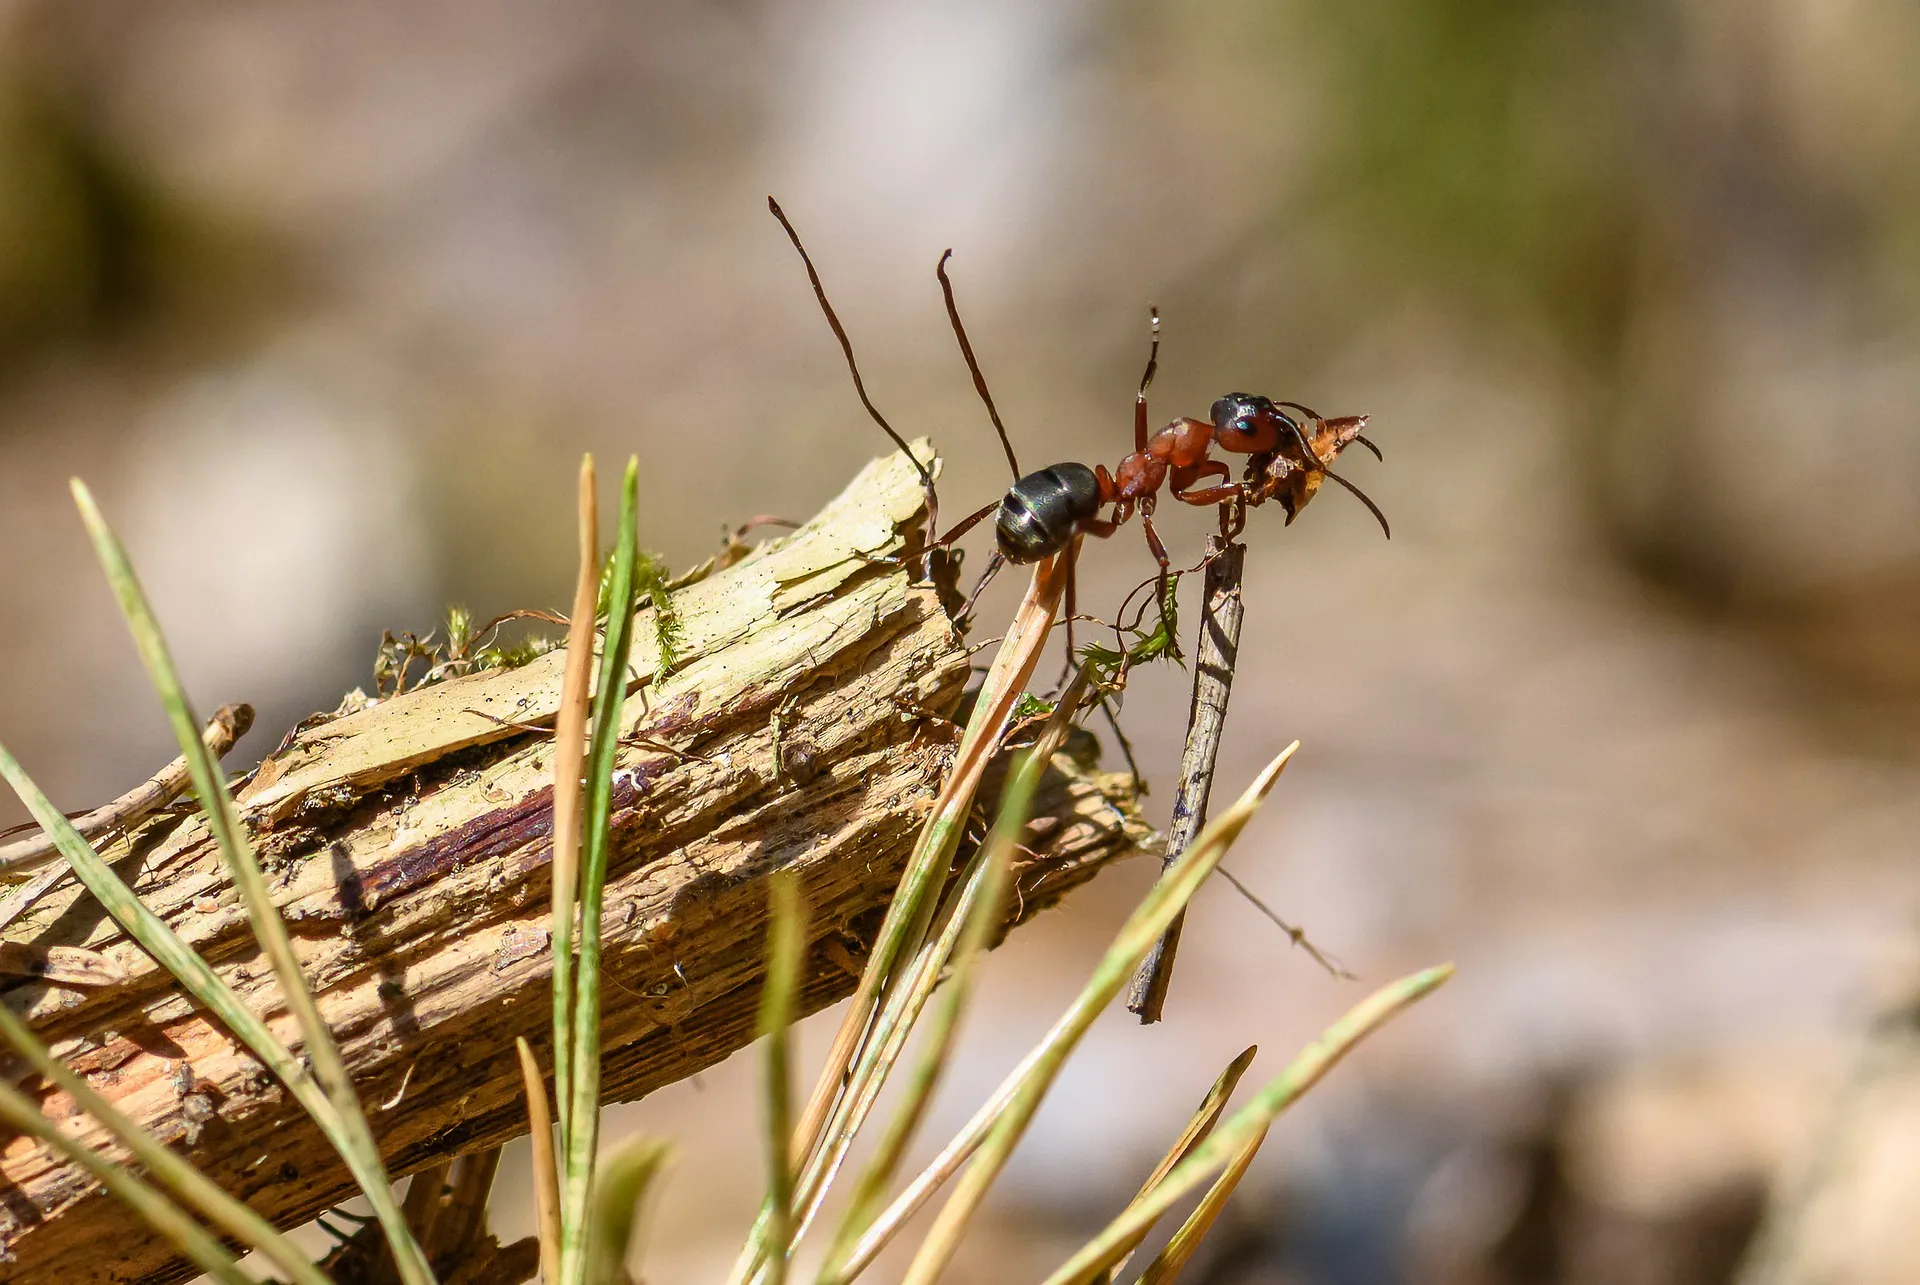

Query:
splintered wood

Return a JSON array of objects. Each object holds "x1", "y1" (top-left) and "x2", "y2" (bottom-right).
[{"x1": 0, "y1": 445, "x2": 1148, "y2": 1284}]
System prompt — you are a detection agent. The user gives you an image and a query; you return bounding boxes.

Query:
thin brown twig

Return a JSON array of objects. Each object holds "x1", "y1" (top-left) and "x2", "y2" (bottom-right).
[
  {"x1": 0, "y1": 704, "x2": 254, "y2": 935},
  {"x1": 0, "y1": 703, "x2": 252, "y2": 876},
  {"x1": 417, "y1": 1147, "x2": 503, "y2": 1269},
  {"x1": 1213, "y1": 865, "x2": 1352, "y2": 980},
  {"x1": 1128, "y1": 538, "x2": 1246, "y2": 1022}
]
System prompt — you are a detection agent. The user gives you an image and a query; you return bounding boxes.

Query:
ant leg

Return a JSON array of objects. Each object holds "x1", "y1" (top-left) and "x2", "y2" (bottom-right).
[
  {"x1": 1060, "y1": 551, "x2": 1079, "y2": 690},
  {"x1": 937, "y1": 250, "x2": 1021, "y2": 480},
  {"x1": 1173, "y1": 483, "x2": 1245, "y2": 506},
  {"x1": 1224, "y1": 495, "x2": 1248, "y2": 540},
  {"x1": 1134, "y1": 307, "x2": 1160, "y2": 452},
  {"x1": 931, "y1": 499, "x2": 1000, "y2": 549},
  {"x1": 958, "y1": 549, "x2": 1005, "y2": 623},
  {"x1": 768, "y1": 197, "x2": 940, "y2": 537},
  {"x1": 1169, "y1": 460, "x2": 1232, "y2": 507},
  {"x1": 1138, "y1": 504, "x2": 1182, "y2": 655}
]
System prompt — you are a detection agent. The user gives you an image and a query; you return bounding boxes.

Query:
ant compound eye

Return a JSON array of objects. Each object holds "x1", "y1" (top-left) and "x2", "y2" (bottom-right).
[{"x1": 1211, "y1": 393, "x2": 1270, "y2": 431}]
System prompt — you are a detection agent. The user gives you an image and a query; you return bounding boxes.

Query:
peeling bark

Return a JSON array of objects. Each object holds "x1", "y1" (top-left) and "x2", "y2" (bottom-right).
[{"x1": 0, "y1": 446, "x2": 1148, "y2": 1283}]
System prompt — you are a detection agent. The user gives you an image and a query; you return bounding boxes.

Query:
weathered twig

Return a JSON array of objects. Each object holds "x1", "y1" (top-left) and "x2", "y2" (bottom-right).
[
  {"x1": 1127, "y1": 537, "x2": 1246, "y2": 1022},
  {"x1": 0, "y1": 703, "x2": 253, "y2": 876},
  {"x1": 0, "y1": 704, "x2": 254, "y2": 936},
  {"x1": 0, "y1": 445, "x2": 1147, "y2": 1284}
]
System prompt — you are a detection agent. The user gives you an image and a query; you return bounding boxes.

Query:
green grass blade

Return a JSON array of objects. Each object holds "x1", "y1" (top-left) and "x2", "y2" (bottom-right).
[
  {"x1": 587, "y1": 1136, "x2": 675, "y2": 1285},
  {"x1": 0, "y1": 1002, "x2": 330, "y2": 1285},
  {"x1": 814, "y1": 747, "x2": 1033, "y2": 1284},
  {"x1": 729, "y1": 547, "x2": 1074, "y2": 1285},
  {"x1": 71, "y1": 479, "x2": 434, "y2": 1285},
  {"x1": 1038, "y1": 965, "x2": 1456, "y2": 1285},
  {"x1": 552, "y1": 455, "x2": 602, "y2": 1148},
  {"x1": 0, "y1": 1079, "x2": 252, "y2": 1285},
  {"x1": 561, "y1": 457, "x2": 642, "y2": 1285},
  {"x1": 783, "y1": 672, "x2": 1090, "y2": 1281},
  {"x1": 0, "y1": 747, "x2": 419, "y2": 1261},
  {"x1": 759, "y1": 873, "x2": 806, "y2": 1285},
  {"x1": 899, "y1": 746, "x2": 1300, "y2": 1285}
]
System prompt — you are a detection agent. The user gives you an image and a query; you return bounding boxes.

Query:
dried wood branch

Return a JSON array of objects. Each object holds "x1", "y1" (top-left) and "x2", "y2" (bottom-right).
[
  {"x1": 0, "y1": 445, "x2": 1147, "y2": 1284},
  {"x1": 1128, "y1": 537, "x2": 1247, "y2": 1022}
]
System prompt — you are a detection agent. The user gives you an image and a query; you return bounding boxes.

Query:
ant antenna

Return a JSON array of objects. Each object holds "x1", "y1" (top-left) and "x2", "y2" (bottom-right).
[
  {"x1": 936, "y1": 250, "x2": 1020, "y2": 480},
  {"x1": 1278, "y1": 399, "x2": 1384, "y2": 464},
  {"x1": 1273, "y1": 407, "x2": 1327, "y2": 470},
  {"x1": 1324, "y1": 470, "x2": 1392, "y2": 539},
  {"x1": 768, "y1": 196, "x2": 940, "y2": 532}
]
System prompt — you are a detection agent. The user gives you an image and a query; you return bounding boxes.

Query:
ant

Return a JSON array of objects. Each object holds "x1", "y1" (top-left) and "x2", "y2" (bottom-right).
[
  {"x1": 931, "y1": 314, "x2": 1389, "y2": 584},
  {"x1": 765, "y1": 196, "x2": 1386, "y2": 660}
]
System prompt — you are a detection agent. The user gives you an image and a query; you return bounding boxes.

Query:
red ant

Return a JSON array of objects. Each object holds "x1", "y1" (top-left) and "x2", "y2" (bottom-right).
[
  {"x1": 765, "y1": 196, "x2": 1385, "y2": 656},
  {"x1": 931, "y1": 312, "x2": 1388, "y2": 575}
]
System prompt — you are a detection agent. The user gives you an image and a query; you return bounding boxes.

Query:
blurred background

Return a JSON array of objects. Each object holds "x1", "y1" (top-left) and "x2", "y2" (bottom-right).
[{"x1": 2, "y1": 1, "x2": 1919, "y2": 1281}]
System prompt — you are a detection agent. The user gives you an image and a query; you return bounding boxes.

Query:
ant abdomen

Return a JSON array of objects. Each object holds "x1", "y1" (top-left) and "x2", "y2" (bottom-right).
[{"x1": 997, "y1": 463, "x2": 1103, "y2": 564}]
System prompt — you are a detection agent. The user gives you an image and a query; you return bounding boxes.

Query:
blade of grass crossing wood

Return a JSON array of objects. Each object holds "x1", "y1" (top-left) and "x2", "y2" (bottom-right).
[
  {"x1": 814, "y1": 748, "x2": 1032, "y2": 1284},
  {"x1": 0, "y1": 746, "x2": 362, "y2": 1202},
  {"x1": 0, "y1": 1080, "x2": 252, "y2": 1285},
  {"x1": 0, "y1": 1002, "x2": 330, "y2": 1285},
  {"x1": 561, "y1": 457, "x2": 642, "y2": 1285},
  {"x1": 517, "y1": 1037, "x2": 563, "y2": 1285},
  {"x1": 732, "y1": 550, "x2": 1072, "y2": 1285},
  {"x1": 759, "y1": 874, "x2": 806, "y2": 1285},
  {"x1": 1037, "y1": 965, "x2": 1455, "y2": 1285},
  {"x1": 899, "y1": 746, "x2": 1300, "y2": 1285},
  {"x1": 71, "y1": 480, "x2": 435, "y2": 1285},
  {"x1": 785, "y1": 672, "x2": 1091, "y2": 1277},
  {"x1": 1135, "y1": 1121, "x2": 1270, "y2": 1285},
  {"x1": 1101, "y1": 1044, "x2": 1258, "y2": 1283},
  {"x1": 587, "y1": 1137, "x2": 675, "y2": 1285},
  {"x1": 0, "y1": 748, "x2": 440, "y2": 1284},
  {"x1": 827, "y1": 750, "x2": 1269, "y2": 1284},
  {"x1": 552, "y1": 455, "x2": 601, "y2": 1147},
  {"x1": 792, "y1": 549, "x2": 1071, "y2": 1153}
]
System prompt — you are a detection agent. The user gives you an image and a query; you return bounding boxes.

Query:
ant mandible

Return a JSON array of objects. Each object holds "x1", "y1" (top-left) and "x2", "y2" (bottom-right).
[{"x1": 766, "y1": 196, "x2": 1386, "y2": 658}]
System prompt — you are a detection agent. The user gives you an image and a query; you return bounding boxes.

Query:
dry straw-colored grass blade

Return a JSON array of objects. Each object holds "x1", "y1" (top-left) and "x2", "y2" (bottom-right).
[
  {"x1": 1038, "y1": 964, "x2": 1456, "y2": 1285},
  {"x1": 1097, "y1": 1043, "x2": 1259, "y2": 1282},
  {"x1": 895, "y1": 744, "x2": 1301, "y2": 1285},
  {"x1": 730, "y1": 545, "x2": 1075, "y2": 1285}
]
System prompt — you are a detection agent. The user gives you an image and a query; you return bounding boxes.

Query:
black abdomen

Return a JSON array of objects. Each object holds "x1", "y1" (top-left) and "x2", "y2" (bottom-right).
[{"x1": 996, "y1": 463, "x2": 1102, "y2": 563}]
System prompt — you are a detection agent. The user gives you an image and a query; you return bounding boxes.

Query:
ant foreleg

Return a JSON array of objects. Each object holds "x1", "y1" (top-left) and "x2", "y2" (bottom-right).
[
  {"x1": 1169, "y1": 459, "x2": 1232, "y2": 501},
  {"x1": 1222, "y1": 494, "x2": 1248, "y2": 540},
  {"x1": 1172, "y1": 482, "x2": 1245, "y2": 507}
]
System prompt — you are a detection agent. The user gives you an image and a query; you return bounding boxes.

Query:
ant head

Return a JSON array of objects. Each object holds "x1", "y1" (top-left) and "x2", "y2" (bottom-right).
[{"x1": 1210, "y1": 393, "x2": 1300, "y2": 439}]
